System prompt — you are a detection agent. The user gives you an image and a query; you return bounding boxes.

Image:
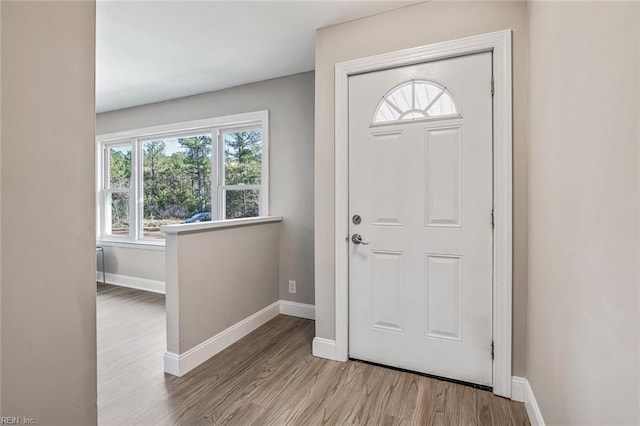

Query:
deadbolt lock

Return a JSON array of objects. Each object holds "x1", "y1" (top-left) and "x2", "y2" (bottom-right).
[{"x1": 352, "y1": 214, "x2": 362, "y2": 225}]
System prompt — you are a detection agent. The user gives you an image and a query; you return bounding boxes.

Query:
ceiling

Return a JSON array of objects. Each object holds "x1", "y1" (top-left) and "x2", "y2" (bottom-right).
[{"x1": 96, "y1": 1, "x2": 417, "y2": 113}]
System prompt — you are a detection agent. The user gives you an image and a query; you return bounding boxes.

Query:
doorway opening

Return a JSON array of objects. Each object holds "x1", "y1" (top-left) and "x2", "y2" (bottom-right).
[{"x1": 331, "y1": 30, "x2": 513, "y2": 398}]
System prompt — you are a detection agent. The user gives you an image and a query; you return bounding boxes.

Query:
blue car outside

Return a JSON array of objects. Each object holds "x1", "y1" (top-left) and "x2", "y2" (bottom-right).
[{"x1": 184, "y1": 212, "x2": 211, "y2": 223}]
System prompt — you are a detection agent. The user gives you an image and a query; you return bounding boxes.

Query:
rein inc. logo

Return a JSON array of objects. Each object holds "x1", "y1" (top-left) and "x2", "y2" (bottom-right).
[{"x1": 1, "y1": 418, "x2": 35, "y2": 425}]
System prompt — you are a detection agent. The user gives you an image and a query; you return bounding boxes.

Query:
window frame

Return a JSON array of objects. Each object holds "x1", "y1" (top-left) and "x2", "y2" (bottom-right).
[
  {"x1": 96, "y1": 110, "x2": 269, "y2": 245},
  {"x1": 100, "y1": 141, "x2": 135, "y2": 241},
  {"x1": 215, "y1": 124, "x2": 268, "y2": 220},
  {"x1": 371, "y1": 79, "x2": 461, "y2": 127}
]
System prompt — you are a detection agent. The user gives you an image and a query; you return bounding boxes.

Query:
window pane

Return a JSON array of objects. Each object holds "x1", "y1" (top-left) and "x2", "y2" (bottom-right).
[
  {"x1": 142, "y1": 134, "x2": 212, "y2": 238},
  {"x1": 225, "y1": 189, "x2": 259, "y2": 219},
  {"x1": 375, "y1": 101, "x2": 401, "y2": 123},
  {"x1": 387, "y1": 83, "x2": 413, "y2": 111},
  {"x1": 109, "y1": 192, "x2": 129, "y2": 236},
  {"x1": 402, "y1": 111, "x2": 427, "y2": 119},
  {"x1": 414, "y1": 82, "x2": 442, "y2": 110},
  {"x1": 426, "y1": 92, "x2": 457, "y2": 116},
  {"x1": 373, "y1": 80, "x2": 458, "y2": 124},
  {"x1": 224, "y1": 129, "x2": 262, "y2": 185},
  {"x1": 109, "y1": 145, "x2": 132, "y2": 188}
]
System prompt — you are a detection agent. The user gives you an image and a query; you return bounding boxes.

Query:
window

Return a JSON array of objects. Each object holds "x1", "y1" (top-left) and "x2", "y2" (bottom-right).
[
  {"x1": 104, "y1": 144, "x2": 132, "y2": 237},
  {"x1": 97, "y1": 111, "x2": 269, "y2": 243},
  {"x1": 220, "y1": 128, "x2": 263, "y2": 219},
  {"x1": 373, "y1": 80, "x2": 459, "y2": 125},
  {"x1": 141, "y1": 133, "x2": 213, "y2": 238}
]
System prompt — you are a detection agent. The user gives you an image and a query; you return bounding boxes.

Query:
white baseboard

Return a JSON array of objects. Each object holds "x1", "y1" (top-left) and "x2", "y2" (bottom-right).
[
  {"x1": 97, "y1": 271, "x2": 165, "y2": 294},
  {"x1": 511, "y1": 376, "x2": 525, "y2": 402},
  {"x1": 164, "y1": 301, "x2": 281, "y2": 377},
  {"x1": 312, "y1": 337, "x2": 337, "y2": 360},
  {"x1": 524, "y1": 378, "x2": 546, "y2": 426},
  {"x1": 279, "y1": 300, "x2": 315, "y2": 320},
  {"x1": 163, "y1": 352, "x2": 180, "y2": 376}
]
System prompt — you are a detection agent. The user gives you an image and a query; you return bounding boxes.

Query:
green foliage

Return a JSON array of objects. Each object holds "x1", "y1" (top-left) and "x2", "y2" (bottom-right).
[
  {"x1": 109, "y1": 148, "x2": 131, "y2": 188},
  {"x1": 142, "y1": 136, "x2": 212, "y2": 221},
  {"x1": 109, "y1": 148, "x2": 131, "y2": 231},
  {"x1": 180, "y1": 136, "x2": 213, "y2": 213},
  {"x1": 106, "y1": 130, "x2": 263, "y2": 234},
  {"x1": 224, "y1": 130, "x2": 262, "y2": 218},
  {"x1": 224, "y1": 130, "x2": 262, "y2": 185}
]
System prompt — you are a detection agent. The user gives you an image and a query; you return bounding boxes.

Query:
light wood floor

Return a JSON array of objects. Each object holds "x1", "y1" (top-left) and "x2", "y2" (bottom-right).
[{"x1": 97, "y1": 284, "x2": 529, "y2": 425}]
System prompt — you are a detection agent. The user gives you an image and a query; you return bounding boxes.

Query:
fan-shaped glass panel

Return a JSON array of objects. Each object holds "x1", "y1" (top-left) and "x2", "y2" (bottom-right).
[
  {"x1": 373, "y1": 80, "x2": 459, "y2": 125},
  {"x1": 375, "y1": 101, "x2": 401, "y2": 123}
]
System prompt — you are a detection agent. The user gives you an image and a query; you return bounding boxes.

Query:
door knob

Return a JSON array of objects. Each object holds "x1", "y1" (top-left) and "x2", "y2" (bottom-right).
[{"x1": 351, "y1": 234, "x2": 369, "y2": 245}]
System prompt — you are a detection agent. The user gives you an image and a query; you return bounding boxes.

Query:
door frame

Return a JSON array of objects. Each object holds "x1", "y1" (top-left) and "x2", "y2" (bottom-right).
[{"x1": 333, "y1": 30, "x2": 513, "y2": 398}]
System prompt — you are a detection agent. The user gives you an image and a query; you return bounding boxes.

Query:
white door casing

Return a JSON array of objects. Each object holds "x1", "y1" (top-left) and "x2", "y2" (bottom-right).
[
  {"x1": 348, "y1": 52, "x2": 493, "y2": 386},
  {"x1": 327, "y1": 30, "x2": 513, "y2": 398}
]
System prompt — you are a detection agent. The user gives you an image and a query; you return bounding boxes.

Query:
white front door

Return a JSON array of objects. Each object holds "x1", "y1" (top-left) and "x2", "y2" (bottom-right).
[{"x1": 348, "y1": 52, "x2": 493, "y2": 386}]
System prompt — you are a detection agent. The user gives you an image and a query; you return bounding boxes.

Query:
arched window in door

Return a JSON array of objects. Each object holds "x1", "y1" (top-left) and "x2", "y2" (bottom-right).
[{"x1": 373, "y1": 80, "x2": 459, "y2": 125}]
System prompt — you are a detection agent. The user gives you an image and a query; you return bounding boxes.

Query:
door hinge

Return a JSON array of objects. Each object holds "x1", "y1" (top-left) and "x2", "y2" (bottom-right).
[
  {"x1": 490, "y1": 78, "x2": 495, "y2": 96},
  {"x1": 491, "y1": 340, "x2": 495, "y2": 360},
  {"x1": 491, "y1": 208, "x2": 495, "y2": 229}
]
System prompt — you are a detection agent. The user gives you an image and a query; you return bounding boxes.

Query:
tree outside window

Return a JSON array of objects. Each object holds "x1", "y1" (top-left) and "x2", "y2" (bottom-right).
[
  {"x1": 97, "y1": 112, "x2": 268, "y2": 243},
  {"x1": 142, "y1": 135, "x2": 212, "y2": 238},
  {"x1": 223, "y1": 129, "x2": 262, "y2": 219}
]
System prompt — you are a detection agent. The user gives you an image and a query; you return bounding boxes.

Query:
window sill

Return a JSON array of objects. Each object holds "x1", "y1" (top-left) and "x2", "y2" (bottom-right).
[
  {"x1": 161, "y1": 216, "x2": 283, "y2": 236},
  {"x1": 97, "y1": 239, "x2": 166, "y2": 251}
]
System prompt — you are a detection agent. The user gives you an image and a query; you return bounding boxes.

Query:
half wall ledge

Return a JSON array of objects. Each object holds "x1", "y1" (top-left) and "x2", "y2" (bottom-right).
[{"x1": 161, "y1": 216, "x2": 283, "y2": 235}]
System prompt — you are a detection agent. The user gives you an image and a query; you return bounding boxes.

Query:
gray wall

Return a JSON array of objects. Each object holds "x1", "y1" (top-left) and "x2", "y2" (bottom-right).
[
  {"x1": 97, "y1": 72, "x2": 315, "y2": 305},
  {"x1": 314, "y1": 1, "x2": 529, "y2": 376},
  {"x1": 1, "y1": 1, "x2": 97, "y2": 423},
  {"x1": 166, "y1": 222, "x2": 280, "y2": 353},
  {"x1": 527, "y1": 2, "x2": 639, "y2": 424},
  {"x1": 99, "y1": 245, "x2": 165, "y2": 283}
]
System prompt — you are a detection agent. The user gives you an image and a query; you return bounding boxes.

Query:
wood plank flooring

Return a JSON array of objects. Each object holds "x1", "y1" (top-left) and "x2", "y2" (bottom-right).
[{"x1": 97, "y1": 284, "x2": 529, "y2": 425}]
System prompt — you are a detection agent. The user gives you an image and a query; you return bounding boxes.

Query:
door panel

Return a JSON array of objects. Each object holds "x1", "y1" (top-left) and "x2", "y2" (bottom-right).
[
  {"x1": 425, "y1": 126, "x2": 463, "y2": 228},
  {"x1": 371, "y1": 250, "x2": 404, "y2": 332},
  {"x1": 425, "y1": 254, "x2": 463, "y2": 341},
  {"x1": 371, "y1": 132, "x2": 404, "y2": 226},
  {"x1": 348, "y1": 52, "x2": 493, "y2": 386}
]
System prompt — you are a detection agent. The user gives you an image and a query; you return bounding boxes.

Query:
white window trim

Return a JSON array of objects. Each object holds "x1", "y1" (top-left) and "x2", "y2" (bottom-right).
[
  {"x1": 214, "y1": 123, "x2": 269, "y2": 222},
  {"x1": 97, "y1": 240, "x2": 166, "y2": 251},
  {"x1": 96, "y1": 110, "x2": 270, "y2": 245},
  {"x1": 98, "y1": 141, "x2": 135, "y2": 242}
]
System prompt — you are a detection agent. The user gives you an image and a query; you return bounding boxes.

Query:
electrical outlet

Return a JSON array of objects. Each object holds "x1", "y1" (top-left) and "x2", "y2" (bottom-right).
[{"x1": 288, "y1": 280, "x2": 296, "y2": 293}]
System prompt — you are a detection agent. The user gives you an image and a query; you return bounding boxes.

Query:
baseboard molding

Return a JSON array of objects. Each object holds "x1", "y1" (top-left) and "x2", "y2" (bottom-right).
[
  {"x1": 312, "y1": 337, "x2": 338, "y2": 360},
  {"x1": 97, "y1": 271, "x2": 165, "y2": 294},
  {"x1": 161, "y1": 298, "x2": 532, "y2": 416},
  {"x1": 511, "y1": 376, "x2": 525, "y2": 402},
  {"x1": 163, "y1": 352, "x2": 180, "y2": 376},
  {"x1": 279, "y1": 300, "x2": 315, "y2": 320},
  {"x1": 524, "y1": 378, "x2": 546, "y2": 426},
  {"x1": 164, "y1": 301, "x2": 281, "y2": 377}
]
